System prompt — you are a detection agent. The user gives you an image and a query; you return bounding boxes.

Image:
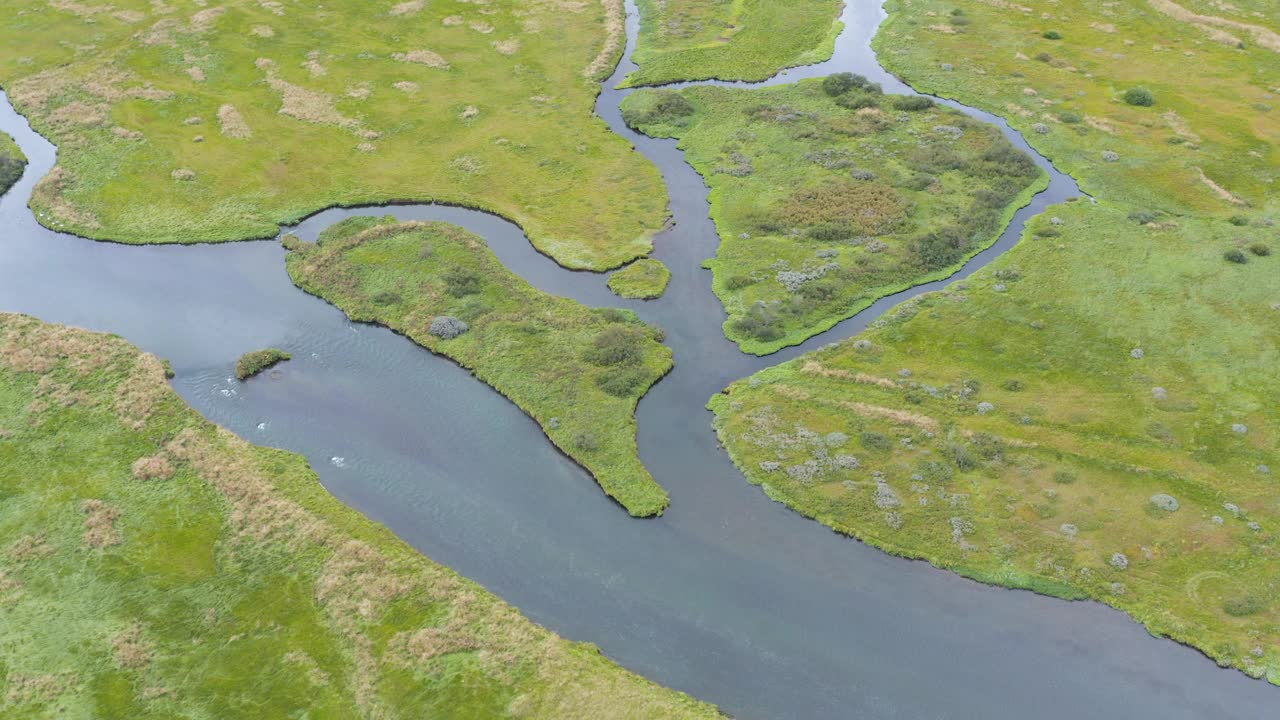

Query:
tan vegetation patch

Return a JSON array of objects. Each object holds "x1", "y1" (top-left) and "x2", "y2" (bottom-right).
[
  {"x1": 492, "y1": 39, "x2": 519, "y2": 55},
  {"x1": 217, "y1": 104, "x2": 251, "y2": 138},
  {"x1": 393, "y1": 81, "x2": 419, "y2": 93},
  {"x1": 111, "y1": 625, "x2": 152, "y2": 669},
  {"x1": 1148, "y1": 0, "x2": 1280, "y2": 52},
  {"x1": 442, "y1": 14, "x2": 464, "y2": 25},
  {"x1": 9, "y1": 534, "x2": 55, "y2": 563},
  {"x1": 80, "y1": 499, "x2": 122, "y2": 548},
  {"x1": 469, "y1": 20, "x2": 495, "y2": 33},
  {"x1": 928, "y1": 24, "x2": 959, "y2": 33},
  {"x1": 47, "y1": 101, "x2": 108, "y2": 130},
  {"x1": 48, "y1": 0, "x2": 111, "y2": 18},
  {"x1": 1194, "y1": 167, "x2": 1247, "y2": 205},
  {"x1": 799, "y1": 361, "x2": 898, "y2": 388},
  {"x1": 258, "y1": 0, "x2": 284, "y2": 16},
  {"x1": 1084, "y1": 115, "x2": 1118, "y2": 134},
  {"x1": 829, "y1": 399, "x2": 941, "y2": 433},
  {"x1": 389, "y1": 0, "x2": 425, "y2": 16},
  {"x1": 112, "y1": 9, "x2": 145, "y2": 23},
  {"x1": 346, "y1": 83, "x2": 371, "y2": 99},
  {"x1": 189, "y1": 7, "x2": 226, "y2": 33},
  {"x1": 131, "y1": 454, "x2": 174, "y2": 480},
  {"x1": 1089, "y1": 21, "x2": 1117, "y2": 32},
  {"x1": 583, "y1": 0, "x2": 624, "y2": 79},
  {"x1": 0, "y1": 570, "x2": 23, "y2": 604},
  {"x1": 392, "y1": 49, "x2": 450, "y2": 68},
  {"x1": 186, "y1": 66, "x2": 206, "y2": 82},
  {"x1": 4, "y1": 674, "x2": 65, "y2": 706},
  {"x1": 249, "y1": 23, "x2": 274, "y2": 37},
  {"x1": 284, "y1": 651, "x2": 332, "y2": 686},
  {"x1": 1162, "y1": 110, "x2": 1201, "y2": 144},
  {"x1": 114, "y1": 353, "x2": 168, "y2": 430},
  {"x1": 30, "y1": 166, "x2": 101, "y2": 230},
  {"x1": 304, "y1": 50, "x2": 326, "y2": 77}
]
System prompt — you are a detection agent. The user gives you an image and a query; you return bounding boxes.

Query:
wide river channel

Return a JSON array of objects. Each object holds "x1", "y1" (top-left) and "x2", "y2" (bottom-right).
[{"x1": 1, "y1": 1, "x2": 1276, "y2": 717}]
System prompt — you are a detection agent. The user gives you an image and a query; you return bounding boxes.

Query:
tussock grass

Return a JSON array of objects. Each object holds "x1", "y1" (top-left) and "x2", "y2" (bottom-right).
[
  {"x1": 0, "y1": 0, "x2": 664, "y2": 270},
  {"x1": 0, "y1": 312, "x2": 719, "y2": 718},
  {"x1": 624, "y1": 0, "x2": 845, "y2": 86},
  {"x1": 623, "y1": 80, "x2": 1045, "y2": 354},
  {"x1": 285, "y1": 217, "x2": 674, "y2": 516}
]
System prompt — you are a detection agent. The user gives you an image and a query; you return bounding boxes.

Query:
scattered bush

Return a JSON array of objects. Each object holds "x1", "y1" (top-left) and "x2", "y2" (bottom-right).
[
  {"x1": 1223, "y1": 595, "x2": 1264, "y2": 617},
  {"x1": 1053, "y1": 470, "x2": 1077, "y2": 485},
  {"x1": 0, "y1": 156, "x2": 24, "y2": 193},
  {"x1": 1228, "y1": 215, "x2": 1249, "y2": 226},
  {"x1": 733, "y1": 302, "x2": 783, "y2": 341},
  {"x1": 891, "y1": 95, "x2": 935, "y2": 112},
  {"x1": 595, "y1": 365, "x2": 649, "y2": 397},
  {"x1": 1149, "y1": 493, "x2": 1180, "y2": 512},
  {"x1": 944, "y1": 443, "x2": 976, "y2": 471},
  {"x1": 1248, "y1": 243, "x2": 1271, "y2": 256},
  {"x1": 822, "y1": 72, "x2": 860, "y2": 96},
  {"x1": 1042, "y1": 30, "x2": 1062, "y2": 39},
  {"x1": 724, "y1": 274, "x2": 756, "y2": 291},
  {"x1": 1035, "y1": 52, "x2": 1052, "y2": 63},
  {"x1": 583, "y1": 325, "x2": 647, "y2": 366},
  {"x1": 1223, "y1": 249, "x2": 1248, "y2": 264},
  {"x1": 1123, "y1": 87, "x2": 1155, "y2": 107},
  {"x1": 835, "y1": 92, "x2": 880, "y2": 110},
  {"x1": 1127, "y1": 210, "x2": 1159, "y2": 225},
  {"x1": 860, "y1": 431, "x2": 891, "y2": 451},
  {"x1": 1058, "y1": 111, "x2": 1082, "y2": 124},
  {"x1": 428, "y1": 315, "x2": 469, "y2": 339},
  {"x1": 443, "y1": 266, "x2": 482, "y2": 296},
  {"x1": 1101, "y1": 150, "x2": 1119, "y2": 162}
]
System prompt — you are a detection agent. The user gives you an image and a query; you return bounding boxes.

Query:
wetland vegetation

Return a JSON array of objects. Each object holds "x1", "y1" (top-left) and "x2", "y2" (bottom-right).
[
  {"x1": 0, "y1": 130, "x2": 25, "y2": 196},
  {"x1": 0, "y1": 0, "x2": 665, "y2": 270},
  {"x1": 624, "y1": 0, "x2": 845, "y2": 86},
  {"x1": 234, "y1": 347, "x2": 291, "y2": 380},
  {"x1": 608, "y1": 258, "x2": 671, "y2": 299},
  {"x1": 285, "y1": 217, "x2": 674, "y2": 516},
  {"x1": 0, "y1": 313, "x2": 718, "y2": 718},
  {"x1": 622, "y1": 79, "x2": 1045, "y2": 354}
]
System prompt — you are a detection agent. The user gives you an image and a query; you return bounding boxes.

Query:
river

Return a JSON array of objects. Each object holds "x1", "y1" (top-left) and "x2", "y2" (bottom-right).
[{"x1": 0, "y1": 1, "x2": 1275, "y2": 717}]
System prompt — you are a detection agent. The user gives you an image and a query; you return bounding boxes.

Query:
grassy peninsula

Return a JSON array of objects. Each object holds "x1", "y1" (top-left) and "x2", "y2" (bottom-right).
[
  {"x1": 234, "y1": 348, "x2": 291, "y2": 380},
  {"x1": 711, "y1": 0, "x2": 1280, "y2": 682},
  {"x1": 608, "y1": 258, "x2": 671, "y2": 299},
  {"x1": 0, "y1": 313, "x2": 720, "y2": 718},
  {"x1": 284, "y1": 217, "x2": 673, "y2": 516},
  {"x1": 622, "y1": 79, "x2": 1045, "y2": 354},
  {"x1": 0, "y1": 0, "x2": 665, "y2": 270},
  {"x1": 624, "y1": 0, "x2": 845, "y2": 86},
  {"x1": 0, "y1": 130, "x2": 25, "y2": 196}
]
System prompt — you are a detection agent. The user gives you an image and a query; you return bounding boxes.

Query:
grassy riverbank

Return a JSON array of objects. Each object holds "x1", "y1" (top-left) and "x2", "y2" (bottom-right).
[
  {"x1": 623, "y1": 0, "x2": 844, "y2": 86},
  {"x1": 0, "y1": 313, "x2": 720, "y2": 717},
  {"x1": 622, "y1": 80, "x2": 1044, "y2": 354},
  {"x1": 0, "y1": 0, "x2": 665, "y2": 270},
  {"x1": 712, "y1": 0, "x2": 1279, "y2": 682},
  {"x1": 235, "y1": 348, "x2": 291, "y2": 380},
  {"x1": 285, "y1": 217, "x2": 673, "y2": 516},
  {"x1": 0, "y1": 130, "x2": 25, "y2": 196},
  {"x1": 609, "y1": 258, "x2": 671, "y2": 299}
]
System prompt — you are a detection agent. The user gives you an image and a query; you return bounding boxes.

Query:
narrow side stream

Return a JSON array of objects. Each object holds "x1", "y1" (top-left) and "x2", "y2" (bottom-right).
[{"x1": 0, "y1": 1, "x2": 1274, "y2": 717}]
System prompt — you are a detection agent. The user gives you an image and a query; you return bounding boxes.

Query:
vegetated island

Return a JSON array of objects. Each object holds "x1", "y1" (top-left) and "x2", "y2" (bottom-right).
[
  {"x1": 0, "y1": 0, "x2": 666, "y2": 270},
  {"x1": 608, "y1": 258, "x2": 671, "y2": 299},
  {"x1": 622, "y1": 78, "x2": 1046, "y2": 354},
  {"x1": 711, "y1": 0, "x2": 1280, "y2": 683},
  {"x1": 0, "y1": 313, "x2": 719, "y2": 717},
  {"x1": 235, "y1": 348, "x2": 291, "y2": 380},
  {"x1": 0, "y1": 129, "x2": 26, "y2": 197},
  {"x1": 284, "y1": 217, "x2": 673, "y2": 517},
  {"x1": 623, "y1": 0, "x2": 845, "y2": 86}
]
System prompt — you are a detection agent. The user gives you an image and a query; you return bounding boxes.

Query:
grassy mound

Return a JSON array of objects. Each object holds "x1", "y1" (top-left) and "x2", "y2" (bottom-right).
[
  {"x1": 622, "y1": 80, "x2": 1045, "y2": 354},
  {"x1": 608, "y1": 258, "x2": 671, "y2": 299},
  {"x1": 0, "y1": 313, "x2": 720, "y2": 718},
  {"x1": 235, "y1": 348, "x2": 290, "y2": 380},
  {"x1": 0, "y1": 130, "x2": 26, "y2": 197},
  {"x1": 285, "y1": 217, "x2": 673, "y2": 516},
  {"x1": 0, "y1": 0, "x2": 665, "y2": 270},
  {"x1": 624, "y1": 0, "x2": 844, "y2": 86}
]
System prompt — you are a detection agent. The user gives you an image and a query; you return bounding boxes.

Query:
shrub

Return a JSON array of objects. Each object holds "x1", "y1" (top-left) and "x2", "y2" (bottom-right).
[
  {"x1": 1249, "y1": 243, "x2": 1271, "y2": 256},
  {"x1": 573, "y1": 431, "x2": 600, "y2": 452},
  {"x1": 949, "y1": 14, "x2": 970, "y2": 26},
  {"x1": 1149, "y1": 493, "x2": 1180, "y2": 512},
  {"x1": 596, "y1": 365, "x2": 649, "y2": 397},
  {"x1": 1035, "y1": 52, "x2": 1052, "y2": 63},
  {"x1": 1223, "y1": 595, "x2": 1264, "y2": 617},
  {"x1": 622, "y1": 90, "x2": 694, "y2": 127},
  {"x1": 891, "y1": 95, "x2": 935, "y2": 112},
  {"x1": 1228, "y1": 215, "x2": 1249, "y2": 226},
  {"x1": 1127, "y1": 210, "x2": 1159, "y2": 225},
  {"x1": 583, "y1": 325, "x2": 646, "y2": 366},
  {"x1": 860, "y1": 431, "x2": 891, "y2": 451},
  {"x1": 944, "y1": 443, "x2": 976, "y2": 471},
  {"x1": 371, "y1": 289, "x2": 402, "y2": 305},
  {"x1": 1123, "y1": 87, "x2": 1155, "y2": 107},
  {"x1": 1042, "y1": 30, "x2": 1062, "y2": 39},
  {"x1": 1001, "y1": 379, "x2": 1025, "y2": 392},
  {"x1": 0, "y1": 156, "x2": 24, "y2": 192},
  {"x1": 733, "y1": 302, "x2": 784, "y2": 342},
  {"x1": 1058, "y1": 111, "x2": 1082, "y2": 124},
  {"x1": 835, "y1": 92, "x2": 880, "y2": 110},
  {"x1": 443, "y1": 266, "x2": 482, "y2": 296},
  {"x1": 1052, "y1": 470, "x2": 1077, "y2": 484},
  {"x1": 1223, "y1": 249, "x2": 1248, "y2": 264},
  {"x1": 724, "y1": 274, "x2": 756, "y2": 291},
  {"x1": 428, "y1": 316, "x2": 469, "y2": 339},
  {"x1": 822, "y1": 72, "x2": 859, "y2": 96}
]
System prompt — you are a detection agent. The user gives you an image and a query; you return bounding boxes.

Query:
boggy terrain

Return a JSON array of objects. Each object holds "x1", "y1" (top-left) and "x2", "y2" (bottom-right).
[
  {"x1": 712, "y1": 0, "x2": 1280, "y2": 683},
  {"x1": 623, "y1": 78, "x2": 1045, "y2": 354},
  {"x1": 0, "y1": 0, "x2": 665, "y2": 270},
  {"x1": 0, "y1": 313, "x2": 719, "y2": 718},
  {"x1": 624, "y1": 0, "x2": 845, "y2": 86},
  {"x1": 285, "y1": 217, "x2": 673, "y2": 516}
]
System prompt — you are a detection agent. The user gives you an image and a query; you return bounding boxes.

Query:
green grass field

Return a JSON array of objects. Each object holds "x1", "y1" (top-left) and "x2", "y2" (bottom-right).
[
  {"x1": 623, "y1": 0, "x2": 845, "y2": 86},
  {"x1": 0, "y1": 0, "x2": 666, "y2": 270},
  {"x1": 710, "y1": 0, "x2": 1280, "y2": 682},
  {"x1": 608, "y1": 258, "x2": 671, "y2": 299},
  {"x1": 0, "y1": 130, "x2": 25, "y2": 197},
  {"x1": 622, "y1": 80, "x2": 1045, "y2": 354},
  {"x1": 0, "y1": 313, "x2": 720, "y2": 718},
  {"x1": 285, "y1": 217, "x2": 674, "y2": 516}
]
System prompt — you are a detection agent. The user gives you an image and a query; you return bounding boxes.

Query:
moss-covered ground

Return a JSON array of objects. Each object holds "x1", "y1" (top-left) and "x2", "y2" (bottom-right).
[
  {"x1": 0, "y1": 0, "x2": 665, "y2": 270},
  {"x1": 0, "y1": 313, "x2": 720, "y2": 718},
  {"x1": 0, "y1": 130, "x2": 25, "y2": 197},
  {"x1": 622, "y1": 80, "x2": 1045, "y2": 354},
  {"x1": 608, "y1": 258, "x2": 671, "y2": 299},
  {"x1": 710, "y1": 0, "x2": 1280, "y2": 683},
  {"x1": 285, "y1": 217, "x2": 673, "y2": 516},
  {"x1": 623, "y1": 0, "x2": 844, "y2": 86}
]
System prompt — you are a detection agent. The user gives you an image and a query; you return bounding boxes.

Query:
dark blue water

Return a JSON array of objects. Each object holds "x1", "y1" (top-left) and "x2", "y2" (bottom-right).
[{"x1": 0, "y1": 1, "x2": 1273, "y2": 717}]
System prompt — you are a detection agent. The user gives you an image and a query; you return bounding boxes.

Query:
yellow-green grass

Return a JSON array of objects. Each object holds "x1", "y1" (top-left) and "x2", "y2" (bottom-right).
[
  {"x1": 622, "y1": 81, "x2": 1046, "y2": 354},
  {"x1": 608, "y1": 258, "x2": 671, "y2": 299},
  {"x1": 285, "y1": 217, "x2": 673, "y2": 516},
  {"x1": 0, "y1": 313, "x2": 721, "y2": 718},
  {"x1": 0, "y1": 130, "x2": 25, "y2": 196},
  {"x1": 710, "y1": 199, "x2": 1280, "y2": 681},
  {"x1": 873, "y1": 0, "x2": 1280, "y2": 216},
  {"x1": 0, "y1": 0, "x2": 665, "y2": 270},
  {"x1": 234, "y1": 347, "x2": 291, "y2": 380},
  {"x1": 623, "y1": 0, "x2": 845, "y2": 86}
]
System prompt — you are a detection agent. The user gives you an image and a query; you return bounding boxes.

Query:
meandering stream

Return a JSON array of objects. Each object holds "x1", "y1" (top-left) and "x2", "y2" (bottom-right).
[{"x1": 1, "y1": 1, "x2": 1275, "y2": 717}]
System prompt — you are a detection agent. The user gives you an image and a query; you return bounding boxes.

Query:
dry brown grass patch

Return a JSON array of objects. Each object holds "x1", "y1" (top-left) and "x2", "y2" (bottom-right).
[
  {"x1": 81, "y1": 499, "x2": 122, "y2": 548},
  {"x1": 132, "y1": 454, "x2": 174, "y2": 481},
  {"x1": 583, "y1": 0, "x2": 624, "y2": 79},
  {"x1": 1195, "y1": 167, "x2": 1247, "y2": 205},
  {"x1": 111, "y1": 625, "x2": 152, "y2": 669},
  {"x1": 216, "y1": 104, "x2": 252, "y2": 139},
  {"x1": 4, "y1": 674, "x2": 65, "y2": 706},
  {"x1": 493, "y1": 39, "x2": 520, "y2": 55},
  {"x1": 9, "y1": 534, "x2": 55, "y2": 563},
  {"x1": 392, "y1": 49, "x2": 450, "y2": 68},
  {"x1": 389, "y1": 0, "x2": 425, "y2": 16}
]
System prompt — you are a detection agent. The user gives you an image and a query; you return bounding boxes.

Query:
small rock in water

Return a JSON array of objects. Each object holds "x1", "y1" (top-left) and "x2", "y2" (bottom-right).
[{"x1": 330, "y1": 456, "x2": 346, "y2": 468}]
